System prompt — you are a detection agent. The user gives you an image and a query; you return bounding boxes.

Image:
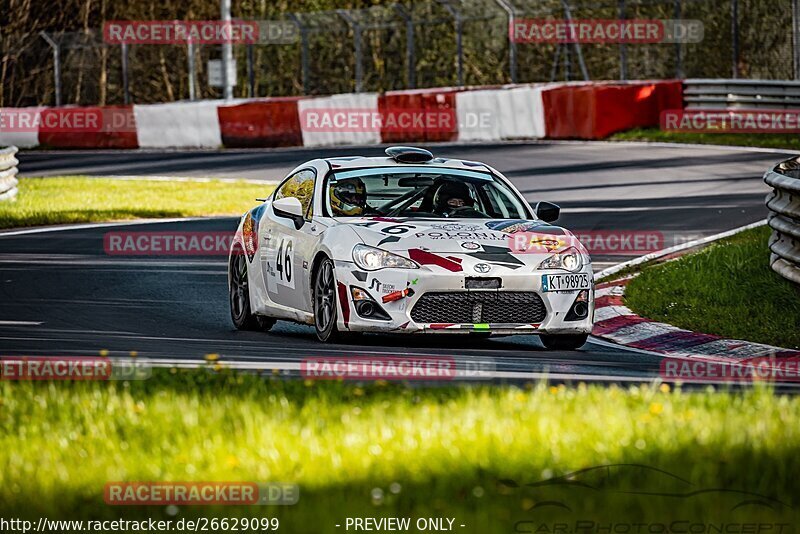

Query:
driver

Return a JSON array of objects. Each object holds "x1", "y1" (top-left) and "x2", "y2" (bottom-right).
[
  {"x1": 329, "y1": 178, "x2": 378, "y2": 216},
  {"x1": 433, "y1": 181, "x2": 484, "y2": 217}
]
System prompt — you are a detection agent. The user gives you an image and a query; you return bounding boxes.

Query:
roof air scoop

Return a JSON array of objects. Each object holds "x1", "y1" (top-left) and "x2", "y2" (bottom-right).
[{"x1": 385, "y1": 146, "x2": 434, "y2": 163}]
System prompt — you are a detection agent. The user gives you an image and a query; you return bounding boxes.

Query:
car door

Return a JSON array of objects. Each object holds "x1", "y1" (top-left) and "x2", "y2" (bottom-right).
[{"x1": 262, "y1": 168, "x2": 320, "y2": 313}]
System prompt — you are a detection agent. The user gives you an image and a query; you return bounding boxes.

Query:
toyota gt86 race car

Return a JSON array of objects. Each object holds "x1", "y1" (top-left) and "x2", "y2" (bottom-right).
[{"x1": 228, "y1": 146, "x2": 594, "y2": 350}]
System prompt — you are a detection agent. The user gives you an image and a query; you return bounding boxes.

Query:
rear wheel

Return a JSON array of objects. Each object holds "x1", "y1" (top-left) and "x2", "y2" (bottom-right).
[
  {"x1": 313, "y1": 258, "x2": 342, "y2": 342},
  {"x1": 539, "y1": 333, "x2": 589, "y2": 350},
  {"x1": 230, "y1": 248, "x2": 275, "y2": 332}
]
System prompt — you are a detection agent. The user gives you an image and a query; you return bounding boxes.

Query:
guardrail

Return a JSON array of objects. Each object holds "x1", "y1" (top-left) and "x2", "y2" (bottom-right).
[
  {"x1": 765, "y1": 157, "x2": 800, "y2": 285},
  {"x1": 0, "y1": 146, "x2": 19, "y2": 202},
  {"x1": 684, "y1": 79, "x2": 800, "y2": 110}
]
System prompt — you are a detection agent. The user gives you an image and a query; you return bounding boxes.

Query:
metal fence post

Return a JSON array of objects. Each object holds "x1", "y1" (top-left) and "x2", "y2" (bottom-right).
[
  {"x1": 121, "y1": 42, "x2": 130, "y2": 104},
  {"x1": 394, "y1": 5, "x2": 416, "y2": 89},
  {"x1": 337, "y1": 10, "x2": 363, "y2": 93},
  {"x1": 221, "y1": 0, "x2": 234, "y2": 100},
  {"x1": 619, "y1": 0, "x2": 627, "y2": 80},
  {"x1": 288, "y1": 14, "x2": 309, "y2": 94},
  {"x1": 187, "y1": 42, "x2": 196, "y2": 101},
  {"x1": 731, "y1": 0, "x2": 739, "y2": 79},
  {"x1": 794, "y1": 0, "x2": 800, "y2": 80},
  {"x1": 494, "y1": 0, "x2": 517, "y2": 83},
  {"x1": 247, "y1": 44, "x2": 255, "y2": 97},
  {"x1": 562, "y1": 0, "x2": 589, "y2": 81},
  {"x1": 439, "y1": 1, "x2": 464, "y2": 86},
  {"x1": 674, "y1": 0, "x2": 683, "y2": 78},
  {"x1": 39, "y1": 32, "x2": 61, "y2": 106}
]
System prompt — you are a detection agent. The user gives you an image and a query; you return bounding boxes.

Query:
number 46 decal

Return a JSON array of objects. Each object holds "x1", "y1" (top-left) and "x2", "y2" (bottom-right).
[{"x1": 275, "y1": 238, "x2": 294, "y2": 289}]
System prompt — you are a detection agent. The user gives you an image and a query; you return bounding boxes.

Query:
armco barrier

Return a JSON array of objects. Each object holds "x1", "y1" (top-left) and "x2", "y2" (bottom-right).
[
  {"x1": 38, "y1": 106, "x2": 138, "y2": 149},
  {"x1": 765, "y1": 157, "x2": 800, "y2": 285},
  {"x1": 218, "y1": 97, "x2": 304, "y2": 148},
  {"x1": 543, "y1": 80, "x2": 682, "y2": 139},
  {"x1": 0, "y1": 146, "x2": 19, "y2": 202},
  {"x1": 0, "y1": 108, "x2": 42, "y2": 148},
  {"x1": 134, "y1": 100, "x2": 223, "y2": 148},
  {"x1": 298, "y1": 93, "x2": 380, "y2": 147},
  {"x1": 684, "y1": 79, "x2": 800, "y2": 110}
]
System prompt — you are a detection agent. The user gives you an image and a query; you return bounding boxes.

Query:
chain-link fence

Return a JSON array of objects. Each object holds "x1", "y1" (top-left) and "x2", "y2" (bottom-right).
[{"x1": 1, "y1": 0, "x2": 798, "y2": 106}]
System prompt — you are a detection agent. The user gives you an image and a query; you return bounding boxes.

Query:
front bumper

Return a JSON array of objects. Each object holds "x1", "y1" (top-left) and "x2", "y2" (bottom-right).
[{"x1": 335, "y1": 260, "x2": 594, "y2": 335}]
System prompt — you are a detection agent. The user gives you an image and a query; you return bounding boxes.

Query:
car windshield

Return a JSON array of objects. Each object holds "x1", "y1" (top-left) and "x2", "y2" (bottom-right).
[{"x1": 326, "y1": 166, "x2": 529, "y2": 219}]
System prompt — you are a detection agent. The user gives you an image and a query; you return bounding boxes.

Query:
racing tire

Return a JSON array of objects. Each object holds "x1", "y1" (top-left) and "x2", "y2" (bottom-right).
[
  {"x1": 230, "y1": 247, "x2": 275, "y2": 332},
  {"x1": 313, "y1": 257, "x2": 345, "y2": 343},
  {"x1": 539, "y1": 333, "x2": 589, "y2": 351}
]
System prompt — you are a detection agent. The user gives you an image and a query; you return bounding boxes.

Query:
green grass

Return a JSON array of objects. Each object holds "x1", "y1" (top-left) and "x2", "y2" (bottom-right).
[
  {"x1": 1, "y1": 370, "x2": 799, "y2": 529},
  {"x1": 625, "y1": 225, "x2": 800, "y2": 349},
  {"x1": 611, "y1": 128, "x2": 800, "y2": 151},
  {"x1": 0, "y1": 177, "x2": 273, "y2": 229}
]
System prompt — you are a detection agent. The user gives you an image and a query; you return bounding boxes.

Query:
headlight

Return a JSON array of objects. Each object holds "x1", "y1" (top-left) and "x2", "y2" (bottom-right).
[
  {"x1": 538, "y1": 246, "x2": 584, "y2": 272},
  {"x1": 352, "y1": 244, "x2": 419, "y2": 271}
]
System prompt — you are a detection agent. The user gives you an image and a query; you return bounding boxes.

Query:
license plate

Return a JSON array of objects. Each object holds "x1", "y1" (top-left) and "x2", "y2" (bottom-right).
[{"x1": 541, "y1": 273, "x2": 590, "y2": 292}]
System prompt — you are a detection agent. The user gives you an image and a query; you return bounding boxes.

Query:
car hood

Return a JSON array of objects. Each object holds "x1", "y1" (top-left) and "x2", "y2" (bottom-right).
[{"x1": 342, "y1": 217, "x2": 579, "y2": 260}]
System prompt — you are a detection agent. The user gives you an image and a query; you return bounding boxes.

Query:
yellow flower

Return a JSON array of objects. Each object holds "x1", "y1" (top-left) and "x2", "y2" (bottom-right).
[
  {"x1": 204, "y1": 353, "x2": 220, "y2": 362},
  {"x1": 353, "y1": 387, "x2": 365, "y2": 397},
  {"x1": 99, "y1": 349, "x2": 109, "y2": 357},
  {"x1": 549, "y1": 386, "x2": 559, "y2": 395},
  {"x1": 649, "y1": 402, "x2": 663, "y2": 415},
  {"x1": 659, "y1": 383, "x2": 670, "y2": 393}
]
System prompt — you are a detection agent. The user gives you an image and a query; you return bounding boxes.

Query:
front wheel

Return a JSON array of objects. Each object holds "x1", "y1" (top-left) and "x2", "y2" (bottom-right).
[
  {"x1": 539, "y1": 333, "x2": 589, "y2": 350},
  {"x1": 313, "y1": 258, "x2": 343, "y2": 342}
]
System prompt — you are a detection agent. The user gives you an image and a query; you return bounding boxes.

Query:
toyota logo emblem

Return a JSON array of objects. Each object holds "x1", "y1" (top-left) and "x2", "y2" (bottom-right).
[{"x1": 474, "y1": 263, "x2": 491, "y2": 273}]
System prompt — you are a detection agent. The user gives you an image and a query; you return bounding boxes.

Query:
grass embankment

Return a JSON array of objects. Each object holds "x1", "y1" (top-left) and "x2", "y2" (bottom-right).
[
  {"x1": 1, "y1": 370, "x2": 798, "y2": 529},
  {"x1": 0, "y1": 177, "x2": 273, "y2": 229},
  {"x1": 611, "y1": 128, "x2": 800, "y2": 151},
  {"x1": 625, "y1": 225, "x2": 800, "y2": 349}
]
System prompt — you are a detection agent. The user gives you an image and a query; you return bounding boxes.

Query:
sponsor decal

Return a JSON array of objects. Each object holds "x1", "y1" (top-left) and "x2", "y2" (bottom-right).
[
  {"x1": 460, "y1": 241, "x2": 482, "y2": 250},
  {"x1": 429, "y1": 223, "x2": 483, "y2": 231}
]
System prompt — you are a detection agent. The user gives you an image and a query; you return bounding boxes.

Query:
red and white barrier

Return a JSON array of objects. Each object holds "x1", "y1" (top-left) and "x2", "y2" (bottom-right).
[
  {"x1": 0, "y1": 107, "x2": 44, "y2": 148},
  {"x1": 298, "y1": 93, "x2": 380, "y2": 147},
  {"x1": 456, "y1": 84, "x2": 559, "y2": 141},
  {"x1": 134, "y1": 100, "x2": 224, "y2": 148},
  {"x1": 2, "y1": 80, "x2": 685, "y2": 150}
]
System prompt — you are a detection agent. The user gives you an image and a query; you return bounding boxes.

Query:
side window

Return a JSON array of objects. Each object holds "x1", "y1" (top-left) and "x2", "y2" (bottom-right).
[{"x1": 274, "y1": 169, "x2": 316, "y2": 219}]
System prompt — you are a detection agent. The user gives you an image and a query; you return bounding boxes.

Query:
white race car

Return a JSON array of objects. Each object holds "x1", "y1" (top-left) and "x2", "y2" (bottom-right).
[{"x1": 229, "y1": 147, "x2": 594, "y2": 349}]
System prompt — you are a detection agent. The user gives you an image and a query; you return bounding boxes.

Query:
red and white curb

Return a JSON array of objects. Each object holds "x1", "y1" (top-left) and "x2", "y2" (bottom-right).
[{"x1": 591, "y1": 221, "x2": 800, "y2": 361}]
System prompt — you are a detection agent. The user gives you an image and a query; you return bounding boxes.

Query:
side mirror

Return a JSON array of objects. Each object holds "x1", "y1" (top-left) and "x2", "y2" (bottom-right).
[
  {"x1": 534, "y1": 201, "x2": 560, "y2": 223},
  {"x1": 273, "y1": 197, "x2": 305, "y2": 229}
]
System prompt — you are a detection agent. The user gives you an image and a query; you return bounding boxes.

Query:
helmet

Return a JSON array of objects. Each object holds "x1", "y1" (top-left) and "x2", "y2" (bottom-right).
[
  {"x1": 433, "y1": 181, "x2": 474, "y2": 212},
  {"x1": 330, "y1": 178, "x2": 367, "y2": 216}
]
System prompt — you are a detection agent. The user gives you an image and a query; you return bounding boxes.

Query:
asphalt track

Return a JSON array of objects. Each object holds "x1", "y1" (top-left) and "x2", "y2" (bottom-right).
[{"x1": 1, "y1": 142, "x2": 792, "y2": 382}]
